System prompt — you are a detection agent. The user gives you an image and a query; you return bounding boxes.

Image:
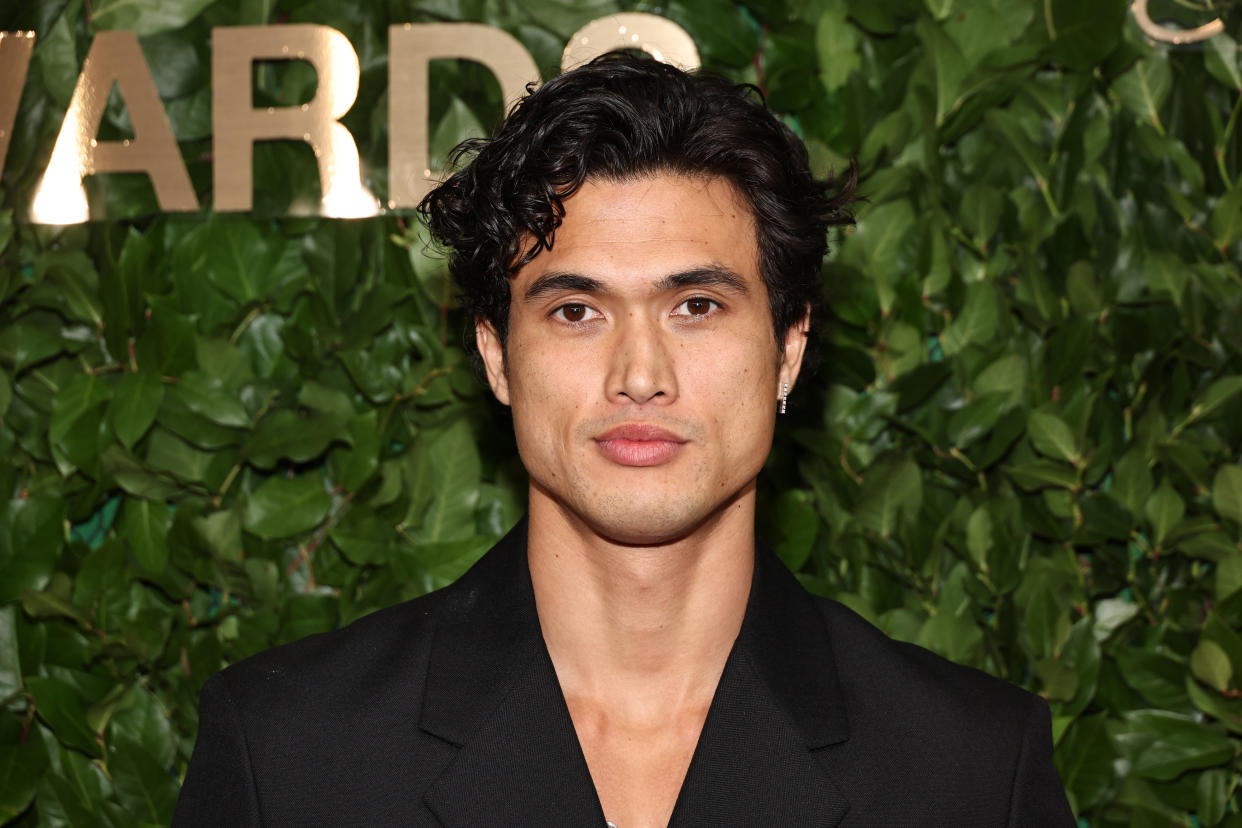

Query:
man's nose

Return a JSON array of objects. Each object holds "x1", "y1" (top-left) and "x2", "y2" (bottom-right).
[{"x1": 608, "y1": 313, "x2": 677, "y2": 406}]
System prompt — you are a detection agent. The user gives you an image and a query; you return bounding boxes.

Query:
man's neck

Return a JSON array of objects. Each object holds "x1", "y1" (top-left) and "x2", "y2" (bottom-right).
[{"x1": 526, "y1": 489, "x2": 756, "y2": 726}]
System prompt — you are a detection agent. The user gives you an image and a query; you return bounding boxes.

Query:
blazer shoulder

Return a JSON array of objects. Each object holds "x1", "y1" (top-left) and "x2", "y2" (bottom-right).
[
  {"x1": 814, "y1": 596, "x2": 1039, "y2": 732},
  {"x1": 213, "y1": 586, "x2": 449, "y2": 704},
  {"x1": 809, "y1": 597, "x2": 1075, "y2": 825}
]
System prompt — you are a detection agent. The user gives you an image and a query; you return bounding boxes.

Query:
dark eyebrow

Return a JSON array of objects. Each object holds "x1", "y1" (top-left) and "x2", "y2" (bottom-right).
[
  {"x1": 523, "y1": 266, "x2": 750, "y2": 302},
  {"x1": 653, "y1": 267, "x2": 750, "y2": 295},
  {"x1": 523, "y1": 272, "x2": 604, "y2": 302}
]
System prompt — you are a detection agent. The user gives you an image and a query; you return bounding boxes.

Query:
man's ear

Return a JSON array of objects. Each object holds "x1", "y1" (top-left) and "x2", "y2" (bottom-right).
[
  {"x1": 475, "y1": 318, "x2": 511, "y2": 406},
  {"x1": 778, "y1": 305, "x2": 811, "y2": 393}
]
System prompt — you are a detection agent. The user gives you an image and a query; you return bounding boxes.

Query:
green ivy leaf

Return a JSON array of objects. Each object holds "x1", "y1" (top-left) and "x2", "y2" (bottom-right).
[
  {"x1": 1202, "y1": 613, "x2": 1242, "y2": 682},
  {"x1": 1204, "y1": 33, "x2": 1242, "y2": 91},
  {"x1": 815, "y1": 3, "x2": 861, "y2": 92},
  {"x1": 117, "y1": 498, "x2": 172, "y2": 572},
  {"x1": 1027, "y1": 411, "x2": 1080, "y2": 465},
  {"x1": 330, "y1": 514, "x2": 392, "y2": 566},
  {"x1": 0, "y1": 317, "x2": 71, "y2": 371},
  {"x1": 1045, "y1": 0, "x2": 1126, "y2": 70},
  {"x1": 1114, "y1": 50, "x2": 1171, "y2": 130},
  {"x1": 917, "y1": 17, "x2": 966, "y2": 126},
  {"x1": 90, "y1": 0, "x2": 216, "y2": 38},
  {"x1": 170, "y1": 371, "x2": 250, "y2": 428},
  {"x1": 107, "y1": 735, "x2": 178, "y2": 825},
  {"x1": 37, "y1": 12, "x2": 80, "y2": 107},
  {"x1": 1111, "y1": 450, "x2": 1153, "y2": 516},
  {"x1": 0, "y1": 712, "x2": 49, "y2": 822},
  {"x1": 0, "y1": 496, "x2": 65, "y2": 604},
  {"x1": 85, "y1": 684, "x2": 132, "y2": 736},
  {"x1": 840, "y1": 200, "x2": 916, "y2": 315},
  {"x1": 1192, "y1": 376, "x2": 1242, "y2": 422},
  {"x1": 38, "y1": 739, "x2": 119, "y2": 827},
  {"x1": 1033, "y1": 656, "x2": 1078, "y2": 701},
  {"x1": 0, "y1": 606, "x2": 18, "y2": 702},
  {"x1": 917, "y1": 607, "x2": 984, "y2": 665},
  {"x1": 1197, "y1": 767, "x2": 1229, "y2": 828},
  {"x1": 412, "y1": 421, "x2": 482, "y2": 544},
  {"x1": 26, "y1": 677, "x2": 101, "y2": 758},
  {"x1": 1191, "y1": 639, "x2": 1233, "y2": 694},
  {"x1": 1115, "y1": 649, "x2": 1189, "y2": 709},
  {"x1": 773, "y1": 489, "x2": 819, "y2": 571},
  {"x1": 49, "y1": 372, "x2": 113, "y2": 473},
  {"x1": 1055, "y1": 715, "x2": 1114, "y2": 814},
  {"x1": 0, "y1": 368, "x2": 10, "y2": 419},
  {"x1": 1210, "y1": 185, "x2": 1242, "y2": 251},
  {"x1": 243, "y1": 408, "x2": 349, "y2": 469},
  {"x1": 108, "y1": 371, "x2": 165, "y2": 450},
  {"x1": 241, "y1": 471, "x2": 332, "y2": 541},
  {"x1": 21, "y1": 590, "x2": 90, "y2": 627},
  {"x1": 1213, "y1": 465, "x2": 1242, "y2": 526},
  {"x1": 1145, "y1": 477, "x2": 1186, "y2": 546},
  {"x1": 853, "y1": 455, "x2": 922, "y2": 539},
  {"x1": 429, "y1": 97, "x2": 486, "y2": 173},
  {"x1": 963, "y1": 504, "x2": 993, "y2": 572},
  {"x1": 668, "y1": 0, "x2": 757, "y2": 67},
  {"x1": 1060, "y1": 617, "x2": 1102, "y2": 718},
  {"x1": 941, "y1": 283, "x2": 999, "y2": 356},
  {"x1": 1004, "y1": 459, "x2": 1079, "y2": 492},
  {"x1": 1093, "y1": 598, "x2": 1139, "y2": 643},
  {"x1": 984, "y1": 108, "x2": 1049, "y2": 184},
  {"x1": 1187, "y1": 677, "x2": 1242, "y2": 735},
  {"x1": 336, "y1": 410, "x2": 380, "y2": 492},
  {"x1": 959, "y1": 183, "x2": 1004, "y2": 249},
  {"x1": 1113, "y1": 709, "x2": 1234, "y2": 781}
]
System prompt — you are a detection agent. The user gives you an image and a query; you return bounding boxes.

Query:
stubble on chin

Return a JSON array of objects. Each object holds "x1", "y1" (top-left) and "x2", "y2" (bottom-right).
[{"x1": 533, "y1": 454, "x2": 753, "y2": 549}]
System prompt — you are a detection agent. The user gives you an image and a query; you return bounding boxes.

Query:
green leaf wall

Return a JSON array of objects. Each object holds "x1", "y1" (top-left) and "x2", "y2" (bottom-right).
[{"x1": 2, "y1": 0, "x2": 1241, "y2": 824}]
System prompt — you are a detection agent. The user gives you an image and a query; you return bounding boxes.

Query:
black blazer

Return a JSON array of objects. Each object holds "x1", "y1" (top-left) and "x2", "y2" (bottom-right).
[{"x1": 174, "y1": 521, "x2": 1075, "y2": 826}]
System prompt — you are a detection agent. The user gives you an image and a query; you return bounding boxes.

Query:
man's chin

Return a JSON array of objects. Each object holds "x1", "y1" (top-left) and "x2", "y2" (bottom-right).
[{"x1": 560, "y1": 495, "x2": 727, "y2": 549}]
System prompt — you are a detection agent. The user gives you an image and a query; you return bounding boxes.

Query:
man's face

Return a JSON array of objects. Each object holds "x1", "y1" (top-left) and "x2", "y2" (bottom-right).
[{"x1": 477, "y1": 173, "x2": 808, "y2": 545}]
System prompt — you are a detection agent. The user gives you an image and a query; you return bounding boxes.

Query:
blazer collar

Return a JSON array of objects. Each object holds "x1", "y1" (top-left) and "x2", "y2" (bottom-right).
[{"x1": 420, "y1": 519, "x2": 851, "y2": 826}]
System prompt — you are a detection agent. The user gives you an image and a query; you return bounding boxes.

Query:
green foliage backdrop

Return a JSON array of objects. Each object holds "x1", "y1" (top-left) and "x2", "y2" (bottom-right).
[{"x1": 1, "y1": 0, "x2": 1241, "y2": 824}]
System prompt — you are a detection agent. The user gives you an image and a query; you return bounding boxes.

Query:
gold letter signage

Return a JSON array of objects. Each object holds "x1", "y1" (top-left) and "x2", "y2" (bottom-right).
[
  {"x1": 0, "y1": 32, "x2": 35, "y2": 177},
  {"x1": 212, "y1": 25, "x2": 378, "y2": 217},
  {"x1": 561, "y1": 14, "x2": 700, "y2": 72},
  {"x1": 31, "y1": 30, "x2": 198, "y2": 224},
  {"x1": 388, "y1": 23, "x2": 539, "y2": 208},
  {"x1": 0, "y1": 15, "x2": 698, "y2": 223}
]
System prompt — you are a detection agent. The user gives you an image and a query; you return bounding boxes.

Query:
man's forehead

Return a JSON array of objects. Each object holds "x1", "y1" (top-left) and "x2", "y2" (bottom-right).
[
  {"x1": 510, "y1": 173, "x2": 760, "y2": 286},
  {"x1": 580, "y1": 173, "x2": 745, "y2": 217}
]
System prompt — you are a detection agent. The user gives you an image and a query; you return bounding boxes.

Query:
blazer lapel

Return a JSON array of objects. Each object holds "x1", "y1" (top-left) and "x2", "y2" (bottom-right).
[
  {"x1": 669, "y1": 545, "x2": 852, "y2": 827},
  {"x1": 419, "y1": 520, "x2": 606, "y2": 827},
  {"x1": 419, "y1": 524, "x2": 851, "y2": 827}
]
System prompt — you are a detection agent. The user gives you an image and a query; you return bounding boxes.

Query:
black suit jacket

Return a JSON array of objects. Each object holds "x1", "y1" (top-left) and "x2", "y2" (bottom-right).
[{"x1": 174, "y1": 521, "x2": 1075, "y2": 826}]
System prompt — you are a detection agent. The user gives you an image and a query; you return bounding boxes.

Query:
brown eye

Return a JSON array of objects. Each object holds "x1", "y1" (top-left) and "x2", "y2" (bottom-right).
[
  {"x1": 554, "y1": 304, "x2": 600, "y2": 323},
  {"x1": 674, "y1": 297, "x2": 719, "y2": 317}
]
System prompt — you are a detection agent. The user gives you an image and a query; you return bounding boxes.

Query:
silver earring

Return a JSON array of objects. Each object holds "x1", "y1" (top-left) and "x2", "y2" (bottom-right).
[{"x1": 780, "y1": 382, "x2": 789, "y2": 415}]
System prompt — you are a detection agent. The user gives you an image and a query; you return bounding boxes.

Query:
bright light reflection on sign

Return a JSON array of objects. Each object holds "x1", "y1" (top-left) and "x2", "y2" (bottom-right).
[{"x1": 31, "y1": 30, "x2": 198, "y2": 224}]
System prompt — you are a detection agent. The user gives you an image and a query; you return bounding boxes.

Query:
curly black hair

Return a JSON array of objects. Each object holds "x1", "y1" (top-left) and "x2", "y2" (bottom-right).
[{"x1": 418, "y1": 52, "x2": 858, "y2": 373}]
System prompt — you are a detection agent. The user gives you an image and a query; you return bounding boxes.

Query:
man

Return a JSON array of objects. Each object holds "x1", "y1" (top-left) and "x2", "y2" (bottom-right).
[{"x1": 175, "y1": 55, "x2": 1075, "y2": 826}]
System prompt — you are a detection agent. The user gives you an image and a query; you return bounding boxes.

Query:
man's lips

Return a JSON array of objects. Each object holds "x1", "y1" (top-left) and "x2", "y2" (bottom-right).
[{"x1": 593, "y1": 424, "x2": 687, "y2": 467}]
